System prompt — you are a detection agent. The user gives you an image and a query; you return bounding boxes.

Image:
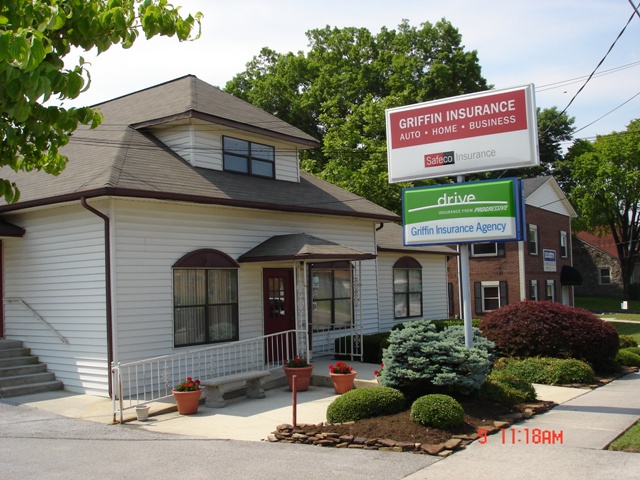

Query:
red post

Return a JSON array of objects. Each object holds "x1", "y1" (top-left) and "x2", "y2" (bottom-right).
[{"x1": 292, "y1": 374, "x2": 297, "y2": 426}]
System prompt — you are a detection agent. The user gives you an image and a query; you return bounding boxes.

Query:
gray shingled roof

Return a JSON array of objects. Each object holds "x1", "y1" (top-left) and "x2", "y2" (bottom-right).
[
  {"x1": 523, "y1": 175, "x2": 552, "y2": 197},
  {"x1": 376, "y1": 222, "x2": 456, "y2": 255},
  {"x1": 0, "y1": 76, "x2": 399, "y2": 222},
  {"x1": 238, "y1": 233, "x2": 376, "y2": 262}
]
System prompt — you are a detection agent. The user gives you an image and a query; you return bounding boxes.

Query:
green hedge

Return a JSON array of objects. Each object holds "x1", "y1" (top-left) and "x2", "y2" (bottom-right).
[
  {"x1": 479, "y1": 371, "x2": 537, "y2": 404},
  {"x1": 493, "y1": 357, "x2": 595, "y2": 385},
  {"x1": 616, "y1": 349, "x2": 640, "y2": 367},
  {"x1": 326, "y1": 386, "x2": 406, "y2": 424}
]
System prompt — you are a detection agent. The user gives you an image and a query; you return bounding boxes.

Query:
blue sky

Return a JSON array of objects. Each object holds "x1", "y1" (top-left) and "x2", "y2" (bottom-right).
[{"x1": 63, "y1": 0, "x2": 640, "y2": 145}]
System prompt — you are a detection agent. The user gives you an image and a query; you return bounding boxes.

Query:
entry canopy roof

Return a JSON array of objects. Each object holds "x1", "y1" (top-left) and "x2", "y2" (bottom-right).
[
  {"x1": 0, "y1": 218, "x2": 25, "y2": 237},
  {"x1": 238, "y1": 233, "x2": 376, "y2": 263},
  {"x1": 560, "y1": 265, "x2": 583, "y2": 286}
]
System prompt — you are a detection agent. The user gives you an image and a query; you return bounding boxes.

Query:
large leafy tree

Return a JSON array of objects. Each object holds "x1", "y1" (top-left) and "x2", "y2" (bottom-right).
[
  {"x1": 225, "y1": 20, "x2": 489, "y2": 214},
  {"x1": 0, "y1": 0, "x2": 201, "y2": 202},
  {"x1": 570, "y1": 119, "x2": 640, "y2": 299},
  {"x1": 479, "y1": 106, "x2": 575, "y2": 182}
]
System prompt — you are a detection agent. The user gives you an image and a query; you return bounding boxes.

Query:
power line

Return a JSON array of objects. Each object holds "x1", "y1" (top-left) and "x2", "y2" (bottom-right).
[
  {"x1": 535, "y1": 60, "x2": 640, "y2": 92},
  {"x1": 551, "y1": 4, "x2": 638, "y2": 128},
  {"x1": 573, "y1": 90, "x2": 640, "y2": 135}
]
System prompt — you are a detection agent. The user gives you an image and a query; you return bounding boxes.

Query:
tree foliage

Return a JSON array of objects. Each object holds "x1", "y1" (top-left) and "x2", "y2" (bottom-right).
[
  {"x1": 225, "y1": 20, "x2": 489, "y2": 213},
  {"x1": 569, "y1": 119, "x2": 640, "y2": 299},
  {"x1": 0, "y1": 0, "x2": 201, "y2": 202},
  {"x1": 478, "y1": 106, "x2": 575, "y2": 182}
]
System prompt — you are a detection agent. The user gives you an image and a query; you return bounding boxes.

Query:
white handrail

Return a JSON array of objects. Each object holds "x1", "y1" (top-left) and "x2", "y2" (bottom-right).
[
  {"x1": 111, "y1": 329, "x2": 306, "y2": 423},
  {"x1": 5, "y1": 297, "x2": 69, "y2": 344}
]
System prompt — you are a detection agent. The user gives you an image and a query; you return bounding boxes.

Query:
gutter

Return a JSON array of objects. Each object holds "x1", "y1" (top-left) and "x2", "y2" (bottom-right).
[{"x1": 80, "y1": 197, "x2": 114, "y2": 397}]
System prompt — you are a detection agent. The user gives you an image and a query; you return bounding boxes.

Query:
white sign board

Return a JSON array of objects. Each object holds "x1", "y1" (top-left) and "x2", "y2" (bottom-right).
[
  {"x1": 386, "y1": 85, "x2": 538, "y2": 182},
  {"x1": 543, "y1": 249, "x2": 557, "y2": 272}
]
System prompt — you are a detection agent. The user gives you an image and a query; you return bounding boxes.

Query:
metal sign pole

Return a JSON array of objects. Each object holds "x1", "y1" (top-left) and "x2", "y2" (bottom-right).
[{"x1": 457, "y1": 175, "x2": 474, "y2": 348}]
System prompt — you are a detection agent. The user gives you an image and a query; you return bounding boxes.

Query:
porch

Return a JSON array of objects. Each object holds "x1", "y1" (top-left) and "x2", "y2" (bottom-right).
[{"x1": 111, "y1": 329, "x2": 369, "y2": 423}]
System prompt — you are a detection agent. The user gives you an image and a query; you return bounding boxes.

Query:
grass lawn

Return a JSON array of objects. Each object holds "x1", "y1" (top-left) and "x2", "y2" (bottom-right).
[
  {"x1": 608, "y1": 322, "x2": 640, "y2": 344},
  {"x1": 575, "y1": 296, "x2": 640, "y2": 312},
  {"x1": 600, "y1": 313, "x2": 640, "y2": 322},
  {"x1": 609, "y1": 420, "x2": 640, "y2": 452}
]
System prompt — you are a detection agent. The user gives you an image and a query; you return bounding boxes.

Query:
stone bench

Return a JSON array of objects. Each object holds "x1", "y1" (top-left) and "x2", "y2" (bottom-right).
[{"x1": 201, "y1": 371, "x2": 271, "y2": 408}]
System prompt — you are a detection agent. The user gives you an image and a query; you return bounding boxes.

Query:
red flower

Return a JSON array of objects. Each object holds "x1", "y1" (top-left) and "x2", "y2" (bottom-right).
[
  {"x1": 329, "y1": 361, "x2": 353, "y2": 374},
  {"x1": 174, "y1": 376, "x2": 201, "y2": 392}
]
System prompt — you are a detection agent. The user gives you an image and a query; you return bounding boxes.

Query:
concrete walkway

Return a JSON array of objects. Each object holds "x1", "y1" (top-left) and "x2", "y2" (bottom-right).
[
  {"x1": 3, "y1": 362, "x2": 640, "y2": 479},
  {"x1": 407, "y1": 371, "x2": 640, "y2": 480}
]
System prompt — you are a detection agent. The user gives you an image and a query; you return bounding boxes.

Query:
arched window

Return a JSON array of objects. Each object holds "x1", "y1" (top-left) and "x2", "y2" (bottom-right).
[
  {"x1": 173, "y1": 249, "x2": 239, "y2": 347},
  {"x1": 393, "y1": 257, "x2": 423, "y2": 319}
]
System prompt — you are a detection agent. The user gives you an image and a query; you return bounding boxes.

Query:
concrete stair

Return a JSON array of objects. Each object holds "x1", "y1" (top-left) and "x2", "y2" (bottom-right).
[{"x1": 0, "y1": 339, "x2": 63, "y2": 398}]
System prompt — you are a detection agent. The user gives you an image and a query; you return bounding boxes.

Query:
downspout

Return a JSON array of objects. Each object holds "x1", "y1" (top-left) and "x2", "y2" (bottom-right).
[{"x1": 80, "y1": 197, "x2": 114, "y2": 397}]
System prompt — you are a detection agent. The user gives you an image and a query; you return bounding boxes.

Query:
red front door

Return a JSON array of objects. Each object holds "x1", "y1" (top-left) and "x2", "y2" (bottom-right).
[{"x1": 263, "y1": 268, "x2": 295, "y2": 362}]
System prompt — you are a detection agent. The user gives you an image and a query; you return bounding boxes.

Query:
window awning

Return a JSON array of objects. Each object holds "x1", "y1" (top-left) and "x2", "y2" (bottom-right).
[
  {"x1": 560, "y1": 265, "x2": 583, "y2": 286},
  {"x1": 0, "y1": 218, "x2": 25, "y2": 237},
  {"x1": 238, "y1": 233, "x2": 376, "y2": 263}
]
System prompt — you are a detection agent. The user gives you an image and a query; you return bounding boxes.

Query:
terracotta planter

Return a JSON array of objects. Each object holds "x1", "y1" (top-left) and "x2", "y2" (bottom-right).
[
  {"x1": 330, "y1": 371, "x2": 357, "y2": 394},
  {"x1": 283, "y1": 365, "x2": 314, "y2": 391},
  {"x1": 172, "y1": 389, "x2": 202, "y2": 415}
]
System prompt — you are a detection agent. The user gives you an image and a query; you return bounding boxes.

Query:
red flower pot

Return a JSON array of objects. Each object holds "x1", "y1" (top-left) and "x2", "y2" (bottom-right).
[
  {"x1": 330, "y1": 371, "x2": 357, "y2": 394},
  {"x1": 283, "y1": 365, "x2": 314, "y2": 391},
  {"x1": 172, "y1": 389, "x2": 202, "y2": 415}
]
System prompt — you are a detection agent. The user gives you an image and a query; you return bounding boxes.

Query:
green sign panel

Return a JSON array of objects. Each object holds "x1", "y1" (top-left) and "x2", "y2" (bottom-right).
[{"x1": 403, "y1": 178, "x2": 524, "y2": 246}]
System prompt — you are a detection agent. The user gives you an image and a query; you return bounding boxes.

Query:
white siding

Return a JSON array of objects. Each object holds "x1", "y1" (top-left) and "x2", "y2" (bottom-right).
[
  {"x1": 2, "y1": 197, "x2": 452, "y2": 396},
  {"x1": 111, "y1": 199, "x2": 379, "y2": 365},
  {"x1": 527, "y1": 180, "x2": 574, "y2": 217},
  {"x1": 150, "y1": 121, "x2": 300, "y2": 183},
  {"x1": 377, "y1": 252, "x2": 450, "y2": 332},
  {"x1": 3, "y1": 203, "x2": 109, "y2": 395}
]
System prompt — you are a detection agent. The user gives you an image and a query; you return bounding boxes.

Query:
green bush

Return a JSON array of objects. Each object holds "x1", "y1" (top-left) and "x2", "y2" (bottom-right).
[
  {"x1": 619, "y1": 335, "x2": 639, "y2": 349},
  {"x1": 615, "y1": 349, "x2": 640, "y2": 367},
  {"x1": 410, "y1": 394, "x2": 465, "y2": 429},
  {"x1": 623, "y1": 347, "x2": 640, "y2": 356},
  {"x1": 478, "y1": 371, "x2": 537, "y2": 404},
  {"x1": 392, "y1": 318, "x2": 481, "y2": 332},
  {"x1": 380, "y1": 320, "x2": 494, "y2": 396},
  {"x1": 326, "y1": 386, "x2": 406, "y2": 424},
  {"x1": 492, "y1": 357, "x2": 595, "y2": 385}
]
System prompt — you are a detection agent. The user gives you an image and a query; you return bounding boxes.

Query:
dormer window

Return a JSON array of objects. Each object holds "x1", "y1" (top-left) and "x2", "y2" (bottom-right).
[{"x1": 223, "y1": 136, "x2": 275, "y2": 178}]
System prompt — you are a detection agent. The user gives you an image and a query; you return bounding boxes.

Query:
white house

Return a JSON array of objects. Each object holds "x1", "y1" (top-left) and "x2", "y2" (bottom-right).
[{"x1": 0, "y1": 75, "x2": 452, "y2": 400}]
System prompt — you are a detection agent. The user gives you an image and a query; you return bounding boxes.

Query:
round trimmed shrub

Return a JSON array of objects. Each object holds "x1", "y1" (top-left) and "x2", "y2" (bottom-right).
[
  {"x1": 479, "y1": 371, "x2": 537, "y2": 404},
  {"x1": 410, "y1": 394, "x2": 464, "y2": 429},
  {"x1": 493, "y1": 357, "x2": 595, "y2": 385},
  {"x1": 619, "y1": 335, "x2": 638, "y2": 349},
  {"x1": 326, "y1": 386, "x2": 405, "y2": 424},
  {"x1": 479, "y1": 301, "x2": 619, "y2": 370},
  {"x1": 615, "y1": 349, "x2": 640, "y2": 367}
]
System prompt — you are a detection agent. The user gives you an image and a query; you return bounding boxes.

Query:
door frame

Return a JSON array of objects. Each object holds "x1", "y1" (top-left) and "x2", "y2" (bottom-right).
[{"x1": 263, "y1": 268, "x2": 296, "y2": 362}]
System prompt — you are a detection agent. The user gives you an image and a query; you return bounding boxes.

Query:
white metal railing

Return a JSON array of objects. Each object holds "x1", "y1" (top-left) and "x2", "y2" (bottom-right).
[
  {"x1": 111, "y1": 329, "x2": 306, "y2": 423},
  {"x1": 313, "y1": 326, "x2": 362, "y2": 360},
  {"x1": 5, "y1": 297, "x2": 69, "y2": 344}
]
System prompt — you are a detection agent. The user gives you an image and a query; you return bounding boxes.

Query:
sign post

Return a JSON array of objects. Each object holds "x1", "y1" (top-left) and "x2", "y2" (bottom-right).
[{"x1": 387, "y1": 85, "x2": 538, "y2": 348}]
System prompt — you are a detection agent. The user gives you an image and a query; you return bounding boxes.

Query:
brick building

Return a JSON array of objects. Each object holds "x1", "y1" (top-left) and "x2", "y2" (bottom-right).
[
  {"x1": 447, "y1": 176, "x2": 580, "y2": 318},
  {"x1": 572, "y1": 231, "x2": 626, "y2": 298}
]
